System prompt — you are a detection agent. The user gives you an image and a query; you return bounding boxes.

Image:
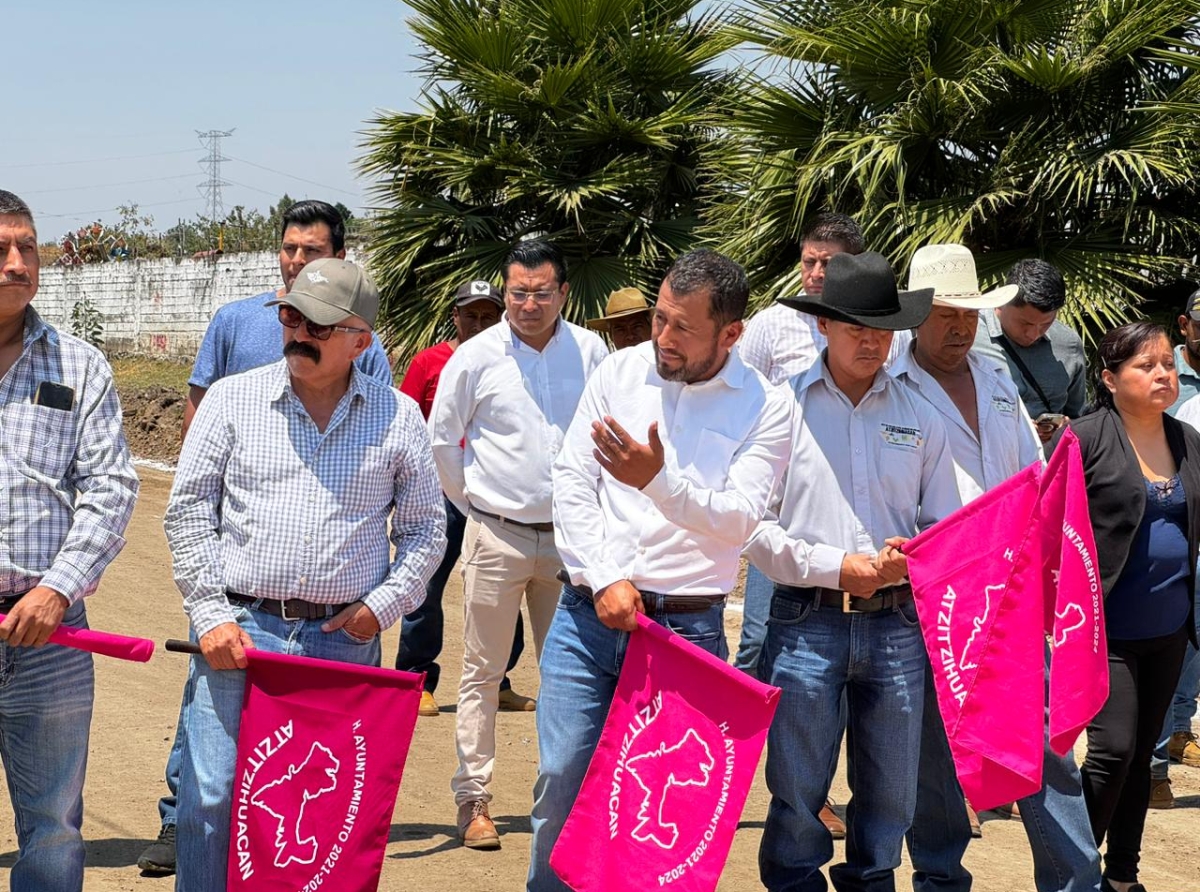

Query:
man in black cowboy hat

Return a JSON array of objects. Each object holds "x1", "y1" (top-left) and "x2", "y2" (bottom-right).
[{"x1": 745, "y1": 251, "x2": 963, "y2": 892}]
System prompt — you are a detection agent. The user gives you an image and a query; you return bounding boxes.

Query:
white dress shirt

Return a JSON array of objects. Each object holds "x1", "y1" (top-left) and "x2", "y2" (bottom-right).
[
  {"x1": 429, "y1": 316, "x2": 609, "y2": 524},
  {"x1": 890, "y1": 346, "x2": 1043, "y2": 504},
  {"x1": 1175, "y1": 393, "x2": 1200, "y2": 430},
  {"x1": 739, "y1": 302, "x2": 913, "y2": 384},
  {"x1": 745, "y1": 356, "x2": 962, "y2": 588},
  {"x1": 553, "y1": 342, "x2": 792, "y2": 596}
]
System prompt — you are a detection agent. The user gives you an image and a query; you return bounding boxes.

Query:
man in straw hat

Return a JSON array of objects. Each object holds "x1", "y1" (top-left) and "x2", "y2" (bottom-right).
[
  {"x1": 891, "y1": 244, "x2": 1101, "y2": 892},
  {"x1": 165, "y1": 258, "x2": 446, "y2": 889},
  {"x1": 745, "y1": 251, "x2": 963, "y2": 892},
  {"x1": 586, "y1": 287, "x2": 654, "y2": 350}
]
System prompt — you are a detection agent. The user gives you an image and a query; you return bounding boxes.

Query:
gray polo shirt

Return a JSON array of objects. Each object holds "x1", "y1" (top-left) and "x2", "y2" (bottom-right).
[
  {"x1": 1169, "y1": 344, "x2": 1200, "y2": 416},
  {"x1": 972, "y1": 310, "x2": 1087, "y2": 417}
]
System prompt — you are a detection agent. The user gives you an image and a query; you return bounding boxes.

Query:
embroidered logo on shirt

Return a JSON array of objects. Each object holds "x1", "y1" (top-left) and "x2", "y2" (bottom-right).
[
  {"x1": 991, "y1": 396, "x2": 1016, "y2": 414},
  {"x1": 880, "y1": 423, "x2": 921, "y2": 449}
]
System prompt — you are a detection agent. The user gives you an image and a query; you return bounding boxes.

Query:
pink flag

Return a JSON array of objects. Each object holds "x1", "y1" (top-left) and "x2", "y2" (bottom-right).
[
  {"x1": 227, "y1": 650, "x2": 423, "y2": 892},
  {"x1": 1039, "y1": 428, "x2": 1107, "y2": 754},
  {"x1": 0, "y1": 614, "x2": 154, "y2": 662},
  {"x1": 904, "y1": 464, "x2": 1047, "y2": 810},
  {"x1": 550, "y1": 613, "x2": 780, "y2": 892}
]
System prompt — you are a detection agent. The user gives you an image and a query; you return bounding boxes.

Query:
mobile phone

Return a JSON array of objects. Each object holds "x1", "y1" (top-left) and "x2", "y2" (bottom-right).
[{"x1": 34, "y1": 381, "x2": 75, "y2": 411}]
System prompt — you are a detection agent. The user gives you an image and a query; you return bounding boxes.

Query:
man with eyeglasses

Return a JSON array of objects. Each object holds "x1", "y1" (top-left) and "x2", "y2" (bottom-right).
[
  {"x1": 428, "y1": 239, "x2": 609, "y2": 850},
  {"x1": 137, "y1": 200, "x2": 392, "y2": 877},
  {"x1": 165, "y1": 258, "x2": 446, "y2": 890}
]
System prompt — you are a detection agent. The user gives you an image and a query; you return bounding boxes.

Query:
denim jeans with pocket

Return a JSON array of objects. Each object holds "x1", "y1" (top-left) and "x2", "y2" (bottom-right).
[
  {"x1": 174, "y1": 603, "x2": 382, "y2": 892},
  {"x1": 758, "y1": 590, "x2": 926, "y2": 892},
  {"x1": 526, "y1": 584, "x2": 728, "y2": 892},
  {"x1": 0, "y1": 600, "x2": 94, "y2": 892}
]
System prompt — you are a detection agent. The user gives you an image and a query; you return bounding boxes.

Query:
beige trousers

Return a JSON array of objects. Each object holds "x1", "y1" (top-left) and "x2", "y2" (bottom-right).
[{"x1": 452, "y1": 510, "x2": 561, "y2": 805}]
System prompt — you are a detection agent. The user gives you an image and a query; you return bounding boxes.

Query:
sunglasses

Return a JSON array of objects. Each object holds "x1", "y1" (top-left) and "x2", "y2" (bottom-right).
[{"x1": 278, "y1": 305, "x2": 369, "y2": 341}]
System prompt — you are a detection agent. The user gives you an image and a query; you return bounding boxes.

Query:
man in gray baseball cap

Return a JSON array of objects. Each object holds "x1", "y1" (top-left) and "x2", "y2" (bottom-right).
[{"x1": 165, "y1": 256, "x2": 446, "y2": 888}]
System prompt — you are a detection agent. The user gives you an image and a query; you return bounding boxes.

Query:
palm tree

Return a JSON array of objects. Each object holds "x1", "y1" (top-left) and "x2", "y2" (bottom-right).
[
  {"x1": 710, "y1": 0, "x2": 1200, "y2": 338},
  {"x1": 359, "y1": 0, "x2": 737, "y2": 357}
]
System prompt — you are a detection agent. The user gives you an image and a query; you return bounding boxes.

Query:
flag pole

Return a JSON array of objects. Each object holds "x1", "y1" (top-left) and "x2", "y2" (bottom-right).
[{"x1": 165, "y1": 638, "x2": 201, "y2": 655}]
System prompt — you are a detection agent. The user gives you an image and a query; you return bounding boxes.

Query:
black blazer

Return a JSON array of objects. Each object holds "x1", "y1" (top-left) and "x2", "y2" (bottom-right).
[{"x1": 1053, "y1": 406, "x2": 1200, "y2": 646}]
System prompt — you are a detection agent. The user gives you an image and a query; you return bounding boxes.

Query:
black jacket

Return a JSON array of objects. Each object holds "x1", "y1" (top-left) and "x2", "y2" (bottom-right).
[{"x1": 1053, "y1": 406, "x2": 1200, "y2": 646}]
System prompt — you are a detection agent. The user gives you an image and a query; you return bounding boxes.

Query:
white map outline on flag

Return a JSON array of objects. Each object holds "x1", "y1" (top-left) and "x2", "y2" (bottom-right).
[
  {"x1": 251, "y1": 742, "x2": 340, "y2": 868},
  {"x1": 626, "y1": 728, "x2": 715, "y2": 850},
  {"x1": 1054, "y1": 604, "x2": 1086, "y2": 646},
  {"x1": 959, "y1": 585, "x2": 1004, "y2": 671}
]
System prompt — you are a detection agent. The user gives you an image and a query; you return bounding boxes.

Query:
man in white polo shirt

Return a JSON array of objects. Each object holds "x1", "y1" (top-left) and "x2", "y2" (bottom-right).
[{"x1": 428, "y1": 240, "x2": 609, "y2": 849}]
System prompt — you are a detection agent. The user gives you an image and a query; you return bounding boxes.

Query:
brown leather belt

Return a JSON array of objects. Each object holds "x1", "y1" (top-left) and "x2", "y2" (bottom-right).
[
  {"x1": 226, "y1": 591, "x2": 354, "y2": 622},
  {"x1": 556, "y1": 569, "x2": 726, "y2": 614},
  {"x1": 775, "y1": 583, "x2": 913, "y2": 614},
  {"x1": 471, "y1": 507, "x2": 555, "y2": 533}
]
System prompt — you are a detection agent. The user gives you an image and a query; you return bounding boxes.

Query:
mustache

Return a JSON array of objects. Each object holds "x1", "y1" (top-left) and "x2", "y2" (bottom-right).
[
  {"x1": 0, "y1": 275, "x2": 32, "y2": 285},
  {"x1": 284, "y1": 340, "x2": 320, "y2": 363}
]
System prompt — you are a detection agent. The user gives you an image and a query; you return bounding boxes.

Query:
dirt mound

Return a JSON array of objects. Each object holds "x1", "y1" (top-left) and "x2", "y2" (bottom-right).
[{"x1": 121, "y1": 386, "x2": 184, "y2": 464}]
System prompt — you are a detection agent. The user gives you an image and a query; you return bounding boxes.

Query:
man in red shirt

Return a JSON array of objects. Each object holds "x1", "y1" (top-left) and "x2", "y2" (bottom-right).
[{"x1": 396, "y1": 280, "x2": 534, "y2": 716}]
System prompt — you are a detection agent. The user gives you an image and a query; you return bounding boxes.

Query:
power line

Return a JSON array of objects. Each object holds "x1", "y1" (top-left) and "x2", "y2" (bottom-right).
[
  {"x1": 226, "y1": 156, "x2": 358, "y2": 198},
  {"x1": 196, "y1": 129, "x2": 235, "y2": 221},
  {"x1": 35, "y1": 197, "x2": 200, "y2": 220},
  {"x1": 22, "y1": 174, "x2": 199, "y2": 196},
  {"x1": 0, "y1": 148, "x2": 203, "y2": 170}
]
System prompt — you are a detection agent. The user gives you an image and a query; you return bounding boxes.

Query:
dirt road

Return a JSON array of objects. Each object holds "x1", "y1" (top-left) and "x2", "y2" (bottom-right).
[{"x1": 0, "y1": 467, "x2": 1196, "y2": 890}]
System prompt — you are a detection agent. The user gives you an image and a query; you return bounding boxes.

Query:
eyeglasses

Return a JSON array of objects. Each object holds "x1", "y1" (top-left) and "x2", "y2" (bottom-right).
[
  {"x1": 506, "y1": 289, "x2": 560, "y2": 305},
  {"x1": 278, "y1": 305, "x2": 369, "y2": 340}
]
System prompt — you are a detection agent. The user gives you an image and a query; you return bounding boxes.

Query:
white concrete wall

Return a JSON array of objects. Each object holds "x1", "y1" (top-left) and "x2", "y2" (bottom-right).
[{"x1": 35, "y1": 252, "x2": 283, "y2": 360}]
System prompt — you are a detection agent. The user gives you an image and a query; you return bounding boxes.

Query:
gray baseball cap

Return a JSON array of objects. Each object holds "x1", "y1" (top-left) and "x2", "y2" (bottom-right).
[{"x1": 267, "y1": 258, "x2": 379, "y2": 327}]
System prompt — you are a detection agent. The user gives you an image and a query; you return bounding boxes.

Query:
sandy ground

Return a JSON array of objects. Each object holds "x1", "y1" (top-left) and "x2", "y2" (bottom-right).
[{"x1": 0, "y1": 467, "x2": 1197, "y2": 891}]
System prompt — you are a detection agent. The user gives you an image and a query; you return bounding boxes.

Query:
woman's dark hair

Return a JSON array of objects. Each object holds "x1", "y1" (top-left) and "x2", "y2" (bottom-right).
[{"x1": 1092, "y1": 321, "x2": 1170, "y2": 410}]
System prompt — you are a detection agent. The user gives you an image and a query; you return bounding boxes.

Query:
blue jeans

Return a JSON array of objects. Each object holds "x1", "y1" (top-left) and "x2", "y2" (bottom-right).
[
  {"x1": 734, "y1": 563, "x2": 773, "y2": 678},
  {"x1": 157, "y1": 632, "x2": 197, "y2": 829},
  {"x1": 1150, "y1": 643, "x2": 1199, "y2": 780},
  {"x1": 174, "y1": 602, "x2": 382, "y2": 892},
  {"x1": 394, "y1": 499, "x2": 524, "y2": 693},
  {"x1": 526, "y1": 585, "x2": 728, "y2": 892},
  {"x1": 908, "y1": 646, "x2": 1100, "y2": 892},
  {"x1": 759, "y1": 590, "x2": 926, "y2": 892},
  {"x1": 0, "y1": 600, "x2": 94, "y2": 892}
]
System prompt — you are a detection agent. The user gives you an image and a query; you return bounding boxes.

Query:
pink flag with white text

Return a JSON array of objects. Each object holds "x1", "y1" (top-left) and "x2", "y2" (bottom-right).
[
  {"x1": 227, "y1": 650, "x2": 423, "y2": 892},
  {"x1": 1039, "y1": 428, "x2": 1108, "y2": 755},
  {"x1": 550, "y1": 613, "x2": 780, "y2": 892},
  {"x1": 904, "y1": 463, "x2": 1047, "y2": 810}
]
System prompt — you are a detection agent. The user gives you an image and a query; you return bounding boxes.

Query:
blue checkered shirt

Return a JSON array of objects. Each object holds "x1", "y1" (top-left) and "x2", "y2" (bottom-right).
[
  {"x1": 0, "y1": 308, "x2": 139, "y2": 601},
  {"x1": 165, "y1": 360, "x2": 446, "y2": 638}
]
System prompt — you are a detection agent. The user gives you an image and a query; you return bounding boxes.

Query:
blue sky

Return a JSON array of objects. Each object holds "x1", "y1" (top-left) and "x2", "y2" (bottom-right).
[{"x1": 6, "y1": 0, "x2": 426, "y2": 237}]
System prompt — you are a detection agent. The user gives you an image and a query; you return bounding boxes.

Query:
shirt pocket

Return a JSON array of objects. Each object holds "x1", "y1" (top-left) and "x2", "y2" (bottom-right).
[
  {"x1": 0, "y1": 402, "x2": 77, "y2": 480},
  {"x1": 878, "y1": 444, "x2": 921, "y2": 513},
  {"x1": 688, "y1": 428, "x2": 741, "y2": 490}
]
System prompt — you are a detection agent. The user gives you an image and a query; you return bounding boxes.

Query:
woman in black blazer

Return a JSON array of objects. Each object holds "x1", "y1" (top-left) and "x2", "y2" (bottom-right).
[{"x1": 1056, "y1": 322, "x2": 1199, "y2": 892}]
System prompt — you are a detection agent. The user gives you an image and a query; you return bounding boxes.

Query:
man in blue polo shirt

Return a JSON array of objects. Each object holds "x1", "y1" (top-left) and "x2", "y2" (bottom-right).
[{"x1": 137, "y1": 199, "x2": 392, "y2": 876}]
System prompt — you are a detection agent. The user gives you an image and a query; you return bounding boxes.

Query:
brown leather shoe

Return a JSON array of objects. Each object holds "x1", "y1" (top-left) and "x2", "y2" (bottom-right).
[
  {"x1": 419, "y1": 691, "x2": 439, "y2": 717},
  {"x1": 965, "y1": 799, "x2": 982, "y2": 838},
  {"x1": 820, "y1": 798, "x2": 846, "y2": 839},
  {"x1": 498, "y1": 687, "x2": 537, "y2": 712},
  {"x1": 1148, "y1": 777, "x2": 1174, "y2": 809},
  {"x1": 457, "y1": 799, "x2": 501, "y2": 849},
  {"x1": 1168, "y1": 730, "x2": 1200, "y2": 767}
]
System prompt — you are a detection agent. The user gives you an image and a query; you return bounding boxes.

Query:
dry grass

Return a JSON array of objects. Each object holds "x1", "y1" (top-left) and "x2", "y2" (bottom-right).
[{"x1": 108, "y1": 355, "x2": 191, "y2": 395}]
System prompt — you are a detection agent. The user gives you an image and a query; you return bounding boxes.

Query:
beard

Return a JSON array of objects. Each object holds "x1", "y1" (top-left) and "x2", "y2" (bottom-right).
[
  {"x1": 284, "y1": 340, "x2": 320, "y2": 363},
  {"x1": 654, "y1": 339, "x2": 723, "y2": 384}
]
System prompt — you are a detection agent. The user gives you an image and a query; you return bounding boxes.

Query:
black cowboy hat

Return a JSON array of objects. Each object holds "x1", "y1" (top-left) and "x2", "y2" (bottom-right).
[{"x1": 779, "y1": 251, "x2": 934, "y2": 331}]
